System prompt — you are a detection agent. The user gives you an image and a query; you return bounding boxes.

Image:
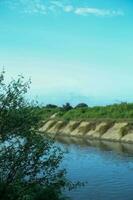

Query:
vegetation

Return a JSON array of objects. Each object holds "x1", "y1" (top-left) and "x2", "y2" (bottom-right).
[
  {"x1": 46, "y1": 104, "x2": 58, "y2": 108},
  {"x1": 39, "y1": 102, "x2": 133, "y2": 121},
  {"x1": 1, "y1": 69, "x2": 131, "y2": 199},
  {"x1": 75, "y1": 103, "x2": 88, "y2": 108},
  {"x1": 0, "y1": 70, "x2": 77, "y2": 200},
  {"x1": 62, "y1": 103, "x2": 73, "y2": 112},
  {"x1": 56, "y1": 103, "x2": 133, "y2": 121},
  {"x1": 36, "y1": 107, "x2": 61, "y2": 120}
]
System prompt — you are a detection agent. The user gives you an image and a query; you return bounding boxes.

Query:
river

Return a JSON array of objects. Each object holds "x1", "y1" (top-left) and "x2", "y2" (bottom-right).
[{"x1": 57, "y1": 137, "x2": 133, "y2": 200}]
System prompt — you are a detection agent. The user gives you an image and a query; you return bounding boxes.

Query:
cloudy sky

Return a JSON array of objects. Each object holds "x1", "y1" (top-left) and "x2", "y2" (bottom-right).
[{"x1": 0, "y1": 0, "x2": 133, "y2": 106}]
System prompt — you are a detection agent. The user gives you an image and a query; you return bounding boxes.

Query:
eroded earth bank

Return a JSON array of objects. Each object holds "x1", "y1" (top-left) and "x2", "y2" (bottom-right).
[{"x1": 40, "y1": 119, "x2": 133, "y2": 143}]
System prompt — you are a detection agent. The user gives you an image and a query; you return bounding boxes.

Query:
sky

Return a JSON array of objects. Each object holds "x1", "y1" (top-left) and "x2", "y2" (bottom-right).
[{"x1": 0, "y1": 0, "x2": 133, "y2": 106}]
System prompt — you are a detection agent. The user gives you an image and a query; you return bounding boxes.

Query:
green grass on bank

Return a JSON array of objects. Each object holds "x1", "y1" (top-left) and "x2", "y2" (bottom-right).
[
  {"x1": 36, "y1": 107, "x2": 61, "y2": 120},
  {"x1": 38, "y1": 103, "x2": 133, "y2": 121}
]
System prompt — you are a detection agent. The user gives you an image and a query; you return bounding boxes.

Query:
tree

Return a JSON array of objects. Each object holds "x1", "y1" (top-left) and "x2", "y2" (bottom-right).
[
  {"x1": 62, "y1": 103, "x2": 73, "y2": 111},
  {"x1": 75, "y1": 103, "x2": 88, "y2": 108},
  {"x1": 46, "y1": 104, "x2": 58, "y2": 108},
  {"x1": 0, "y1": 70, "x2": 76, "y2": 200},
  {"x1": 0, "y1": 70, "x2": 41, "y2": 140}
]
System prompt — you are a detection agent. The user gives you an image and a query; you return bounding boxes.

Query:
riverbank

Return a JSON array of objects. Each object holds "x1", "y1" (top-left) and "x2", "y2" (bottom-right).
[
  {"x1": 37, "y1": 102, "x2": 133, "y2": 121},
  {"x1": 40, "y1": 119, "x2": 133, "y2": 143}
]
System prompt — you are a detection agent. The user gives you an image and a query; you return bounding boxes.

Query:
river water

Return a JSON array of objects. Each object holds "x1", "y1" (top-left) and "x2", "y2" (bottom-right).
[{"x1": 57, "y1": 137, "x2": 133, "y2": 200}]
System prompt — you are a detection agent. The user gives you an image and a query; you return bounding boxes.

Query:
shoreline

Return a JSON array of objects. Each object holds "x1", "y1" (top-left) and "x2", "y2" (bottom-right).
[{"x1": 40, "y1": 119, "x2": 133, "y2": 144}]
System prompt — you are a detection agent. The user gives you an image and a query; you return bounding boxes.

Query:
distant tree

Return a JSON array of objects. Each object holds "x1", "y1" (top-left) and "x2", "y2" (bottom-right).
[
  {"x1": 75, "y1": 103, "x2": 88, "y2": 108},
  {"x1": 62, "y1": 103, "x2": 73, "y2": 111},
  {"x1": 46, "y1": 104, "x2": 58, "y2": 108}
]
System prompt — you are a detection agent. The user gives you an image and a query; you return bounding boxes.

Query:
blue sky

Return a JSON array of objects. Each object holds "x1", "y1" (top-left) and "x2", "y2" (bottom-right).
[{"x1": 0, "y1": 0, "x2": 133, "y2": 106}]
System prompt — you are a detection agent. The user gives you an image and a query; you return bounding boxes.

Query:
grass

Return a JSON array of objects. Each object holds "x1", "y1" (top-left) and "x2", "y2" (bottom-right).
[
  {"x1": 36, "y1": 102, "x2": 133, "y2": 122},
  {"x1": 56, "y1": 103, "x2": 133, "y2": 121}
]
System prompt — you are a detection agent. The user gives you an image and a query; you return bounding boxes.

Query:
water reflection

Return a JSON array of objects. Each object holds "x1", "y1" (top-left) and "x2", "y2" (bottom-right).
[
  {"x1": 56, "y1": 136, "x2": 133, "y2": 200},
  {"x1": 56, "y1": 136, "x2": 133, "y2": 156}
]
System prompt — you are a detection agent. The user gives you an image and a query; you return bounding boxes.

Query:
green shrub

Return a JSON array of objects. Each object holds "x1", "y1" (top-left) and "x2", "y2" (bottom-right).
[
  {"x1": 0, "y1": 70, "x2": 77, "y2": 200},
  {"x1": 52, "y1": 102, "x2": 133, "y2": 121}
]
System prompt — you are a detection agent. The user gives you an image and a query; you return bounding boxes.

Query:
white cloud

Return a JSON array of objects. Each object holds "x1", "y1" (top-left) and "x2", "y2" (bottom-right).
[
  {"x1": 20, "y1": 0, "x2": 47, "y2": 15},
  {"x1": 74, "y1": 7, "x2": 124, "y2": 17},
  {"x1": 63, "y1": 5, "x2": 74, "y2": 13},
  {"x1": 5, "y1": 0, "x2": 124, "y2": 17},
  {"x1": 50, "y1": 1, "x2": 74, "y2": 13},
  {"x1": 50, "y1": 1, "x2": 63, "y2": 8}
]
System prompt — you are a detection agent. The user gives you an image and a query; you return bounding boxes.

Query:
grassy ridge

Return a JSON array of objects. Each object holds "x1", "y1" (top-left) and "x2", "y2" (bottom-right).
[{"x1": 39, "y1": 103, "x2": 133, "y2": 121}]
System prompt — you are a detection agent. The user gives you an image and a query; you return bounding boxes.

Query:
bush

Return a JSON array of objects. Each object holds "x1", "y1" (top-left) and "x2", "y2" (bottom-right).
[
  {"x1": 55, "y1": 102, "x2": 133, "y2": 121},
  {"x1": 75, "y1": 103, "x2": 88, "y2": 108},
  {"x1": 62, "y1": 103, "x2": 73, "y2": 111},
  {"x1": 45, "y1": 104, "x2": 58, "y2": 108}
]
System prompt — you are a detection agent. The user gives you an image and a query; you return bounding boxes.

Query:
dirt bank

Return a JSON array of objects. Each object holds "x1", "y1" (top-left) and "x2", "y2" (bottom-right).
[{"x1": 40, "y1": 119, "x2": 133, "y2": 143}]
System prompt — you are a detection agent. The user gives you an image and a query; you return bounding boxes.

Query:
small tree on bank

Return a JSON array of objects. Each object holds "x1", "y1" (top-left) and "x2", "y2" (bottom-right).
[{"x1": 0, "y1": 70, "x2": 76, "y2": 200}]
